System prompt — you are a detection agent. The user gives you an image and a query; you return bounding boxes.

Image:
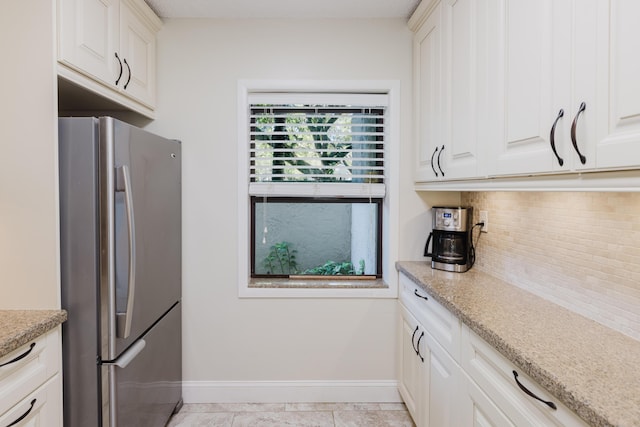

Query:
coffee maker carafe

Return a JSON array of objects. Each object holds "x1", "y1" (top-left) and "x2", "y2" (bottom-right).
[{"x1": 424, "y1": 206, "x2": 473, "y2": 272}]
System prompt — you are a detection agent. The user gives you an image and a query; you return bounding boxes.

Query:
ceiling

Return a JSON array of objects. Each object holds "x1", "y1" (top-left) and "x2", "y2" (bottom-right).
[{"x1": 144, "y1": 0, "x2": 422, "y2": 19}]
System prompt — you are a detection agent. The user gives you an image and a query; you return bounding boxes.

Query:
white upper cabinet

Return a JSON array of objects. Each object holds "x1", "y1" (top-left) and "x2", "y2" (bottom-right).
[
  {"x1": 597, "y1": 0, "x2": 640, "y2": 169},
  {"x1": 411, "y1": 0, "x2": 490, "y2": 182},
  {"x1": 441, "y1": 0, "x2": 487, "y2": 179},
  {"x1": 412, "y1": 1, "x2": 444, "y2": 182},
  {"x1": 57, "y1": 0, "x2": 120, "y2": 87},
  {"x1": 412, "y1": 0, "x2": 640, "y2": 188},
  {"x1": 490, "y1": 0, "x2": 559, "y2": 175},
  {"x1": 119, "y1": 0, "x2": 157, "y2": 107},
  {"x1": 490, "y1": 0, "x2": 606, "y2": 176},
  {"x1": 57, "y1": 0, "x2": 161, "y2": 115}
]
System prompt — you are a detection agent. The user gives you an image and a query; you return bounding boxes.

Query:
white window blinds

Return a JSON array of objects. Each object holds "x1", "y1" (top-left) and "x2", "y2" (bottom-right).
[{"x1": 248, "y1": 93, "x2": 387, "y2": 197}]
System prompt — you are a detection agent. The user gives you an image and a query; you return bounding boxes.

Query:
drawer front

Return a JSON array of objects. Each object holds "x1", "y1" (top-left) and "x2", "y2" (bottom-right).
[
  {"x1": 461, "y1": 325, "x2": 588, "y2": 427},
  {"x1": 0, "y1": 328, "x2": 61, "y2": 416},
  {"x1": 0, "y1": 374, "x2": 62, "y2": 427},
  {"x1": 399, "y1": 272, "x2": 461, "y2": 361}
]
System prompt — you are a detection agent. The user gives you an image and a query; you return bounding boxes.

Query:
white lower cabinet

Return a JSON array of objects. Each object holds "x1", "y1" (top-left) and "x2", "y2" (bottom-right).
[
  {"x1": 461, "y1": 325, "x2": 588, "y2": 427},
  {"x1": 0, "y1": 327, "x2": 63, "y2": 427},
  {"x1": 398, "y1": 304, "x2": 461, "y2": 427},
  {"x1": 398, "y1": 272, "x2": 587, "y2": 427},
  {"x1": 0, "y1": 375, "x2": 62, "y2": 427},
  {"x1": 398, "y1": 304, "x2": 426, "y2": 423},
  {"x1": 423, "y1": 330, "x2": 461, "y2": 426}
]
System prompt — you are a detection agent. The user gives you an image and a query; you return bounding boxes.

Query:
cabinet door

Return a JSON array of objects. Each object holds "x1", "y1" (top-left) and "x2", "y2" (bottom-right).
[
  {"x1": 491, "y1": 0, "x2": 564, "y2": 176},
  {"x1": 414, "y1": 3, "x2": 444, "y2": 182},
  {"x1": 119, "y1": 0, "x2": 156, "y2": 107},
  {"x1": 561, "y1": 0, "x2": 605, "y2": 171},
  {"x1": 596, "y1": 0, "x2": 640, "y2": 169},
  {"x1": 441, "y1": 0, "x2": 483, "y2": 179},
  {"x1": 398, "y1": 305, "x2": 425, "y2": 426},
  {"x1": 460, "y1": 372, "x2": 515, "y2": 427},
  {"x1": 423, "y1": 332, "x2": 461, "y2": 427},
  {"x1": 58, "y1": 0, "x2": 120, "y2": 87}
]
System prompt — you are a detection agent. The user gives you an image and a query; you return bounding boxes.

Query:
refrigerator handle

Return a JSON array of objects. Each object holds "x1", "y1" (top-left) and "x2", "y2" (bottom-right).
[
  {"x1": 109, "y1": 339, "x2": 146, "y2": 369},
  {"x1": 116, "y1": 165, "x2": 136, "y2": 339}
]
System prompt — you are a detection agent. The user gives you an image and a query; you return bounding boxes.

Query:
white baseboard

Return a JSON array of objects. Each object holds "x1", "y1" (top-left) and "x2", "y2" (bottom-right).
[{"x1": 182, "y1": 380, "x2": 401, "y2": 404}]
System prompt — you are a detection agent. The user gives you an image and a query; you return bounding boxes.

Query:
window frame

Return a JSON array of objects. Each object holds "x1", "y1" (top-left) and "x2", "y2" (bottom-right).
[
  {"x1": 237, "y1": 80, "x2": 400, "y2": 298},
  {"x1": 250, "y1": 196, "x2": 384, "y2": 279}
]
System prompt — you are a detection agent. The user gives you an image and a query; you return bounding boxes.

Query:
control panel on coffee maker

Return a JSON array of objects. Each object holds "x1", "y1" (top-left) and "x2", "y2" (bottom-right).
[{"x1": 434, "y1": 207, "x2": 470, "y2": 232}]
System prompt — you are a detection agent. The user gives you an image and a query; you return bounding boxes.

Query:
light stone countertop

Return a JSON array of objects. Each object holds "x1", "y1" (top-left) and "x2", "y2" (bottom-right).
[
  {"x1": 396, "y1": 261, "x2": 640, "y2": 427},
  {"x1": 0, "y1": 310, "x2": 67, "y2": 358}
]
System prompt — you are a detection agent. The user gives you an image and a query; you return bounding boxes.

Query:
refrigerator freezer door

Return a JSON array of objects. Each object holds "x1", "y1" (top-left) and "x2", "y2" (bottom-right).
[
  {"x1": 103, "y1": 118, "x2": 182, "y2": 358},
  {"x1": 104, "y1": 302, "x2": 182, "y2": 427},
  {"x1": 59, "y1": 117, "x2": 102, "y2": 427}
]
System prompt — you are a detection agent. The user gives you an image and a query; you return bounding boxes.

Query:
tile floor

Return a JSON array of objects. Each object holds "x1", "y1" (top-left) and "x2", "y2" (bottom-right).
[{"x1": 167, "y1": 402, "x2": 416, "y2": 427}]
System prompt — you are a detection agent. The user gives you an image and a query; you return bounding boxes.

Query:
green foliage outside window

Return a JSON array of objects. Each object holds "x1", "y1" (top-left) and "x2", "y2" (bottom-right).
[
  {"x1": 262, "y1": 241, "x2": 298, "y2": 275},
  {"x1": 262, "y1": 241, "x2": 365, "y2": 276}
]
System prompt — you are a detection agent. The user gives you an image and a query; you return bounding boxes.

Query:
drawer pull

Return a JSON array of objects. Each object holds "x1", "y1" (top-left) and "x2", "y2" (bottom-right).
[
  {"x1": 6, "y1": 398, "x2": 36, "y2": 427},
  {"x1": 416, "y1": 332, "x2": 425, "y2": 362},
  {"x1": 0, "y1": 342, "x2": 35, "y2": 367},
  {"x1": 512, "y1": 370, "x2": 557, "y2": 410},
  {"x1": 414, "y1": 289, "x2": 429, "y2": 301}
]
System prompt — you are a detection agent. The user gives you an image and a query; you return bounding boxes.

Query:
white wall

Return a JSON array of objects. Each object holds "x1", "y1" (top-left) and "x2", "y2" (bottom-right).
[
  {"x1": 146, "y1": 17, "x2": 457, "y2": 401},
  {"x1": 0, "y1": 0, "x2": 60, "y2": 309}
]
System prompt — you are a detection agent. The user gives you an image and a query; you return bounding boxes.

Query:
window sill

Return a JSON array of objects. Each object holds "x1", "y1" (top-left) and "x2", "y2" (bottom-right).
[
  {"x1": 250, "y1": 277, "x2": 387, "y2": 289},
  {"x1": 240, "y1": 277, "x2": 395, "y2": 298}
]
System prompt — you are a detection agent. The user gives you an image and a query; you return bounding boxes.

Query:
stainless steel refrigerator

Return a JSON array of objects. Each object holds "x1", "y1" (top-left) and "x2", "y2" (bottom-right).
[{"x1": 59, "y1": 117, "x2": 182, "y2": 426}]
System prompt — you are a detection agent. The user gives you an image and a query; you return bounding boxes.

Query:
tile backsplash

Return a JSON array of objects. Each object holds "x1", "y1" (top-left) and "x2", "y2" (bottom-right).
[{"x1": 461, "y1": 192, "x2": 640, "y2": 341}]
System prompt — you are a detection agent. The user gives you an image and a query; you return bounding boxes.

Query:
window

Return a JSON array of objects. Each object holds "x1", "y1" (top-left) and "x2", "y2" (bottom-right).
[
  {"x1": 248, "y1": 93, "x2": 386, "y2": 280},
  {"x1": 251, "y1": 197, "x2": 383, "y2": 278},
  {"x1": 237, "y1": 80, "x2": 399, "y2": 298}
]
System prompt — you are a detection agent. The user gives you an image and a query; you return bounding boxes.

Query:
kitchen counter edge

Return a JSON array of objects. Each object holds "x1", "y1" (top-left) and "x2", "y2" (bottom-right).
[
  {"x1": 0, "y1": 310, "x2": 67, "y2": 358},
  {"x1": 396, "y1": 261, "x2": 640, "y2": 427}
]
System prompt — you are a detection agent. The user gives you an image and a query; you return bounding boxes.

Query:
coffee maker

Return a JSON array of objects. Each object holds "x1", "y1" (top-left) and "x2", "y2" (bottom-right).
[{"x1": 424, "y1": 206, "x2": 473, "y2": 272}]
